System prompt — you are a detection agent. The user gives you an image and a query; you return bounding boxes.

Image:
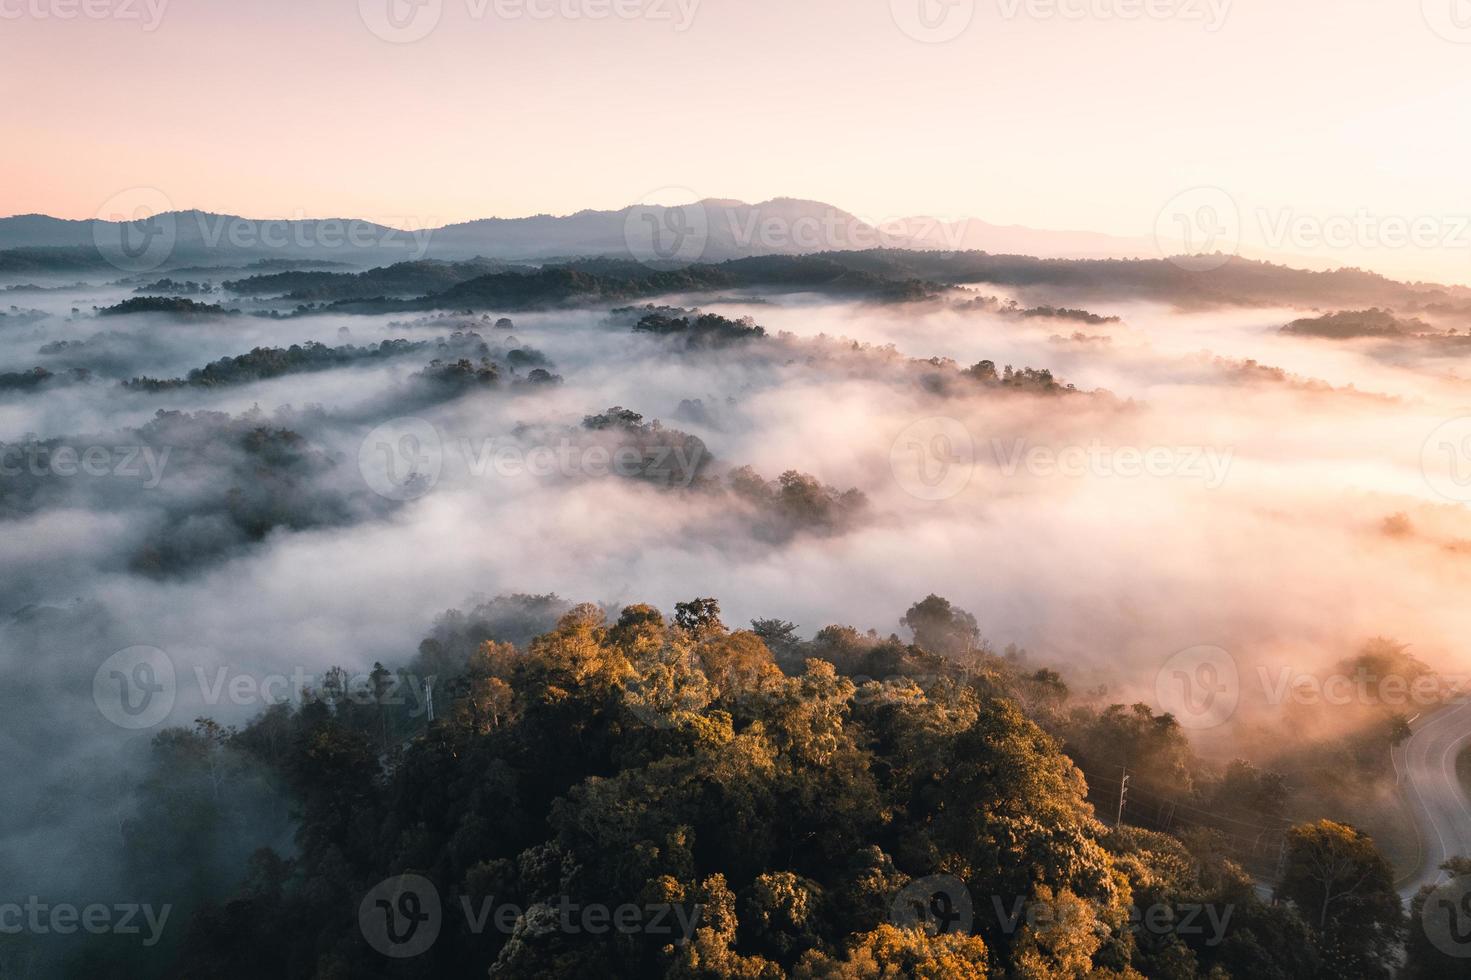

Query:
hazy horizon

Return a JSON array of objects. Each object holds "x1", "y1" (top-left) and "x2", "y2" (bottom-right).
[{"x1": 9, "y1": 0, "x2": 1471, "y2": 283}]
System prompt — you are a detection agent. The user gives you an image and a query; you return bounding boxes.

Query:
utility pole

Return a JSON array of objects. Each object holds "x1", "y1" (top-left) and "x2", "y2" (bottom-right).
[{"x1": 1116, "y1": 767, "x2": 1129, "y2": 827}]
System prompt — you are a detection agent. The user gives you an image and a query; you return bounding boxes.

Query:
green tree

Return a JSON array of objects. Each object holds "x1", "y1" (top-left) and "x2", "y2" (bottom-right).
[
  {"x1": 1276, "y1": 820, "x2": 1402, "y2": 978},
  {"x1": 675, "y1": 597, "x2": 726, "y2": 637},
  {"x1": 900, "y1": 595, "x2": 980, "y2": 658}
]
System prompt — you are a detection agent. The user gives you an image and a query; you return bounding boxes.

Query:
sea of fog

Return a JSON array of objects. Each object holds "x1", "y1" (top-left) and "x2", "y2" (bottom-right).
[{"x1": 3, "y1": 271, "x2": 1471, "y2": 898}]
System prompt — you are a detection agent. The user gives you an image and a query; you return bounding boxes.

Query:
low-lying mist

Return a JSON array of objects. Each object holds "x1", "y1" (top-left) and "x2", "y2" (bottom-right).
[{"x1": 3, "y1": 268, "x2": 1469, "y2": 970}]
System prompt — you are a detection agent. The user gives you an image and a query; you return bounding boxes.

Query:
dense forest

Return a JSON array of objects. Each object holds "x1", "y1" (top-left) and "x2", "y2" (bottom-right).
[
  {"x1": 186, "y1": 250, "x2": 1471, "y2": 320},
  {"x1": 44, "y1": 593, "x2": 1454, "y2": 978},
  {"x1": 5, "y1": 225, "x2": 1470, "y2": 980},
  {"x1": 120, "y1": 333, "x2": 500, "y2": 391}
]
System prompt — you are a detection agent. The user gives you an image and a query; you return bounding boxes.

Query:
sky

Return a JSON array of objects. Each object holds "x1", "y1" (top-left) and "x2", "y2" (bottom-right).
[{"x1": 5, "y1": 0, "x2": 1471, "y2": 283}]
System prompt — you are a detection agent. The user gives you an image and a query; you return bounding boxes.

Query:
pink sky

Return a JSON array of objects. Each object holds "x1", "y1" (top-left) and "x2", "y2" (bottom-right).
[{"x1": 5, "y1": 0, "x2": 1471, "y2": 282}]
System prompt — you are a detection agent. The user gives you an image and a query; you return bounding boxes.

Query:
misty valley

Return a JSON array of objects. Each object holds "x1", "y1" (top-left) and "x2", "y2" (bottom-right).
[{"x1": 4, "y1": 205, "x2": 1471, "y2": 979}]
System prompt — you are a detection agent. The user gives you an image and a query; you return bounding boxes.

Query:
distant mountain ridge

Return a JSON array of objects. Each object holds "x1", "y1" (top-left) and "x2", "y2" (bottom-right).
[
  {"x1": 8, "y1": 199, "x2": 1468, "y2": 295},
  {"x1": 0, "y1": 198, "x2": 1155, "y2": 271}
]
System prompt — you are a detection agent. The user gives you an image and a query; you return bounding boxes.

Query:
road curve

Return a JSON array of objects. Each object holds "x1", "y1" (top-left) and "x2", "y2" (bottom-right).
[{"x1": 1394, "y1": 699, "x2": 1471, "y2": 900}]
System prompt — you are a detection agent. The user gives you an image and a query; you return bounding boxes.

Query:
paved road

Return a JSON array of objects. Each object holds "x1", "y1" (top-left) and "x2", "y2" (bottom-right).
[{"x1": 1395, "y1": 699, "x2": 1471, "y2": 900}]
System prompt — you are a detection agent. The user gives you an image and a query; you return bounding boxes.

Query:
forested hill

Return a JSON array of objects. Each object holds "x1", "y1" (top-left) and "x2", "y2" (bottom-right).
[
  {"x1": 204, "y1": 251, "x2": 1471, "y2": 319},
  {"x1": 92, "y1": 594, "x2": 1421, "y2": 979}
]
